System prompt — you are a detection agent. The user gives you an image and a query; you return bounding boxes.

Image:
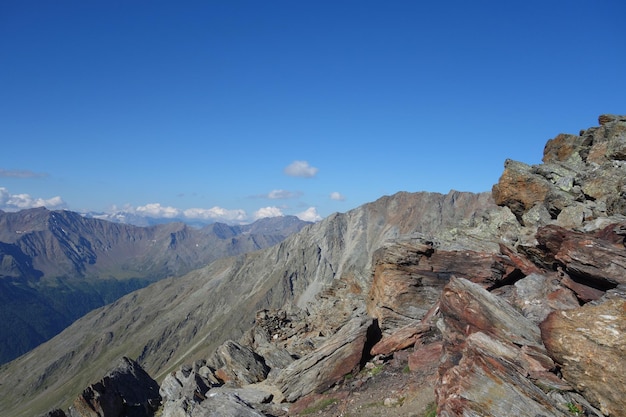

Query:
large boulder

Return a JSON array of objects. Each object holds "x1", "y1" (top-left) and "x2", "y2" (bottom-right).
[
  {"x1": 210, "y1": 341, "x2": 270, "y2": 386},
  {"x1": 508, "y1": 273, "x2": 579, "y2": 324},
  {"x1": 492, "y1": 159, "x2": 554, "y2": 222},
  {"x1": 437, "y1": 332, "x2": 569, "y2": 417},
  {"x1": 536, "y1": 223, "x2": 626, "y2": 288},
  {"x1": 541, "y1": 295, "x2": 626, "y2": 416},
  {"x1": 274, "y1": 314, "x2": 373, "y2": 402}
]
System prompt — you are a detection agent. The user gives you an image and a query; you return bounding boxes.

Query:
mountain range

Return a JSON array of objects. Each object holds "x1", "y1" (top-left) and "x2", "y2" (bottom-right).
[
  {"x1": 1, "y1": 114, "x2": 625, "y2": 417},
  {"x1": 0, "y1": 209, "x2": 310, "y2": 364}
]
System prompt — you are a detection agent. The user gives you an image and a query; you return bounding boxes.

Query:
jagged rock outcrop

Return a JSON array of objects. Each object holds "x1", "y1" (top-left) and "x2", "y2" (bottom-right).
[
  {"x1": 68, "y1": 357, "x2": 160, "y2": 417},
  {"x1": 366, "y1": 239, "x2": 525, "y2": 336},
  {"x1": 159, "y1": 362, "x2": 216, "y2": 405},
  {"x1": 536, "y1": 223, "x2": 626, "y2": 287},
  {"x1": 493, "y1": 114, "x2": 626, "y2": 228},
  {"x1": 436, "y1": 277, "x2": 571, "y2": 417}
]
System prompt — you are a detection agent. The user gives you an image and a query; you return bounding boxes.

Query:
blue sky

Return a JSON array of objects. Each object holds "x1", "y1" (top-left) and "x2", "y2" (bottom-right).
[{"x1": 1, "y1": 1, "x2": 624, "y2": 224}]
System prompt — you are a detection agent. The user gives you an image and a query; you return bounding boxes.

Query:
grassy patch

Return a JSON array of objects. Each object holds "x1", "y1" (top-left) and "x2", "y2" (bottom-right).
[
  {"x1": 300, "y1": 398, "x2": 338, "y2": 415},
  {"x1": 566, "y1": 402, "x2": 583, "y2": 415},
  {"x1": 367, "y1": 364, "x2": 384, "y2": 376},
  {"x1": 424, "y1": 401, "x2": 437, "y2": 417}
]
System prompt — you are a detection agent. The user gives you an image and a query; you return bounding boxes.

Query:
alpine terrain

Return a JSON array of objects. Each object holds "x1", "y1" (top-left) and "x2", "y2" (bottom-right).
[
  {"x1": 0, "y1": 211, "x2": 310, "y2": 364},
  {"x1": 1, "y1": 114, "x2": 625, "y2": 417}
]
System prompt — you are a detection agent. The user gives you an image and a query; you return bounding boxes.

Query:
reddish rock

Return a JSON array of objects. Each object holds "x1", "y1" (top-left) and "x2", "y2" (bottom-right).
[
  {"x1": 492, "y1": 159, "x2": 551, "y2": 221},
  {"x1": 599, "y1": 114, "x2": 619, "y2": 125},
  {"x1": 559, "y1": 274, "x2": 605, "y2": 302},
  {"x1": 214, "y1": 368, "x2": 233, "y2": 384},
  {"x1": 367, "y1": 241, "x2": 439, "y2": 332},
  {"x1": 420, "y1": 250, "x2": 521, "y2": 289},
  {"x1": 437, "y1": 332, "x2": 568, "y2": 417},
  {"x1": 370, "y1": 323, "x2": 429, "y2": 356},
  {"x1": 510, "y1": 273, "x2": 579, "y2": 324},
  {"x1": 542, "y1": 133, "x2": 588, "y2": 164},
  {"x1": 536, "y1": 224, "x2": 626, "y2": 287},
  {"x1": 595, "y1": 222, "x2": 626, "y2": 246},
  {"x1": 541, "y1": 298, "x2": 626, "y2": 416},
  {"x1": 435, "y1": 278, "x2": 567, "y2": 416},
  {"x1": 408, "y1": 342, "x2": 443, "y2": 372},
  {"x1": 499, "y1": 243, "x2": 542, "y2": 276},
  {"x1": 438, "y1": 277, "x2": 544, "y2": 350},
  {"x1": 368, "y1": 242, "x2": 521, "y2": 334}
]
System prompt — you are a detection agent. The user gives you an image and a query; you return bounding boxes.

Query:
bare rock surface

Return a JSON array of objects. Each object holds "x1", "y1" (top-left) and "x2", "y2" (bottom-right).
[
  {"x1": 436, "y1": 278, "x2": 571, "y2": 416},
  {"x1": 161, "y1": 392, "x2": 267, "y2": 417},
  {"x1": 274, "y1": 313, "x2": 373, "y2": 402},
  {"x1": 509, "y1": 273, "x2": 580, "y2": 324},
  {"x1": 210, "y1": 340, "x2": 270, "y2": 386},
  {"x1": 541, "y1": 296, "x2": 626, "y2": 416},
  {"x1": 68, "y1": 357, "x2": 160, "y2": 417},
  {"x1": 537, "y1": 223, "x2": 626, "y2": 287},
  {"x1": 493, "y1": 114, "x2": 626, "y2": 228},
  {"x1": 366, "y1": 239, "x2": 524, "y2": 335}
]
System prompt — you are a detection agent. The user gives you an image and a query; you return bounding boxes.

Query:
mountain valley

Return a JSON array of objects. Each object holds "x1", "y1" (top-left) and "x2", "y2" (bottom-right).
[{"x1": 0, "y1": 210, "x2": 310, "y2": 364}]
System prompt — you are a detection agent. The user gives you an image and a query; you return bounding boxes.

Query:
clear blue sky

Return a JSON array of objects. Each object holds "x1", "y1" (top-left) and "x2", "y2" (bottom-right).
[{"x1": 1, "y1": 1, "x2": 624, "y2": 223}]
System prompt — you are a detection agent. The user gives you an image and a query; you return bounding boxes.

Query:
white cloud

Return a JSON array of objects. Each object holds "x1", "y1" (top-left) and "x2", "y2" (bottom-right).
[
  {"x1": 253, "y1": 206, "x2": 284, "y2": 220},
  {"x1": 134, "y1": 203, "x2": 181, "y2": 218},
  {"x1": 110, "y1": 203, "x2": 249, "y2": 224},
  {"x1": 296, "y1": 207, "x2": 322, "y2": 222},
  {"x1": 284, "y1": 160, "x2": 319, "y2": 178},
  {"x1": 0, "y1": 187, "x2": 66, "y2": 211},
  {"x1": 330, "y1": 191, "x2": 345, "y2": 201},
  {"x1": 267, "y1": 189, "x2": 302, "y2": 199},
  {"x1": 183, "y1": 206, "x2": 247, "y2": 223}
]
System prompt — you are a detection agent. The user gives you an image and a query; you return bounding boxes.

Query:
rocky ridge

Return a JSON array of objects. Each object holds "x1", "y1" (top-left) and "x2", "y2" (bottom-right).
[{"x1": 6, "y1": 114, "x2": 626, "y2": 417}]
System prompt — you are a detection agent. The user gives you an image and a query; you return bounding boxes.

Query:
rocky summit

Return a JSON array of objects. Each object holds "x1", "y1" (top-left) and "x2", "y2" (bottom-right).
[{"x1": 2, "y1": 114, "x2": 625, "y2": 417}]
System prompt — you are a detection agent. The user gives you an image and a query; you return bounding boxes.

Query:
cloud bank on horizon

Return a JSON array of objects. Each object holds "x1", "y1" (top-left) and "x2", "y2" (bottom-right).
[
  {"x1": 0, "y1": 187, "x2": 66, "y2": 212},
  {"x1": 0, "y1": 185, "x2": 324, "y2": 224},
  {"x1": 0, "y1": 159, "x2": 327, "y2": 224}
]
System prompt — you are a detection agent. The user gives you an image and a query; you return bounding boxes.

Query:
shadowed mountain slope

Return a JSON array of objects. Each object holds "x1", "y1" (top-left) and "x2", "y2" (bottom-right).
[{"x1": 0, "y1": 210, "x2": 309, "y2": 364}]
